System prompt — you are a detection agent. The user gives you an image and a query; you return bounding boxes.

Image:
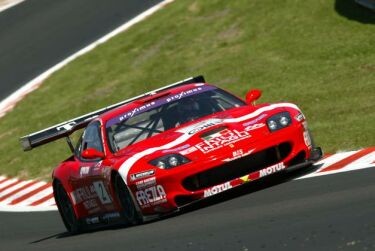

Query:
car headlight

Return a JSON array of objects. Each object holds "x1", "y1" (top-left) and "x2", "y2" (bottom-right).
[
  {"x1": 267, "y1": 112, "x2": 292, "y2": 132},
  {"x1": 150, "y1": 154, "x2": 190, "y2": 169}
]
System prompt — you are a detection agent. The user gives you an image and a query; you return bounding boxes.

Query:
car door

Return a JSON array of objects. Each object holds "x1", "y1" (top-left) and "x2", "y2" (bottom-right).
[{"x1": 74, "y1": 121, "x2": 116, "y2": 216}]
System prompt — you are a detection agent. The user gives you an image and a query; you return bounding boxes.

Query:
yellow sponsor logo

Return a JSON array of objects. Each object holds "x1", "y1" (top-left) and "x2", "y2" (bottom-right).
[{"x1": 240, "y1": 175, "x2": 251, "y2": 183}]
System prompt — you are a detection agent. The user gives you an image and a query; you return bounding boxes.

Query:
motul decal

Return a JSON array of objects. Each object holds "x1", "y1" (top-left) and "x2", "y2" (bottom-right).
[
  {"x1": 259, "y1": 163, "x2": 286, "y2": 177},
  {"x1": 204, "y1": 182, "x2": 232, "y2": 198}
]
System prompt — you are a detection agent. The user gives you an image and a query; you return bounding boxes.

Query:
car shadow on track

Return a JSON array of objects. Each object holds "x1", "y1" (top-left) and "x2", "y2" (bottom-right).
[
  {"x1": 30, "y1": 233, "x2": 71, "y2": 244},
  {"x1": 30, "y1": 164, "x2": 322, "y2": 243}
]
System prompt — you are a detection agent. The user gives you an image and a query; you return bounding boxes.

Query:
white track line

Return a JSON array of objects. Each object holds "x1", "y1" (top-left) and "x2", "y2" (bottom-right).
[
  {"x1": 0, "y1": 204, "x2": 56, "y2": 212},
  {"x1": 0, "y1": 0, "x2": 25, "y2": 13},
  {"x1": 299, "y1": 163, "x2": 375, "y2": 180},
  {"x1": 0, "y1": 0, "x2": 175, "y2": 118}
]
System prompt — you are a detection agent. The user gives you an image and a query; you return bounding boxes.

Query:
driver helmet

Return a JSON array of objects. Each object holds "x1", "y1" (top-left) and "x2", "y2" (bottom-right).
[{"x1": 177, "y1": 98, "x2": 200, "y2": 123}]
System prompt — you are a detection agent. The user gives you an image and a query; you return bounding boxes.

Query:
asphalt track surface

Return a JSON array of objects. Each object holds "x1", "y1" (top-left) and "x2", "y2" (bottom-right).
[
  {"x1": 1, "y1": 166, "x2": 374, "y2": 251},
  {"x1": 0, "y1": 0, "x2": 162, "y2": 100}
]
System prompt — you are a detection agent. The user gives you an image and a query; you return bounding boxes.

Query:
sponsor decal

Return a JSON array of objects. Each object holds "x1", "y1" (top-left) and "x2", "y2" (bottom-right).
[
  {"x1": 119, "y1": 102, "x2": 156, "y2": 122},
  {"x1": 91, "y1": 161, "x2": 102, "y2": 173},
  {"x1": 101, "y1": 167, "x2": 112, "y2": 179},
  {"x1": 86, "y1": 216, "x2": 100, "y2": 225},
  {"x1": 93, "y1": 181, "x2": 112, "y2": 205},
  {"x1": 177, "y1": 118, "x2": 223, "y2": 135},
  {"x1": 180, "y1": 146, "x2": 198, "y2": 155},
  {"x1": 303, "y1": 131, "x2": 312, "y2": 147},
  {"x1": 244, "y1": 123, "x2": 265, "y2": 131},
  {"x1": 259, "y1": 163, "x2": 286, "y2": 177},
  {"x1": 70, "y1": 186, "x2": 98, "y2": 205},
  {"x1": 242, "y1": 114, "x2": 267, "y2": 127},
  {"x1": 103, "y1": 212, "x2": 121, "y2": 221},
  {"x1": 162, "y1": 144, "x2": 190, "y2": 153},
  {"x1": 204, "y1": 182, "x2": 232, "y2": 198},
  {"x1": 295, "y1": 113, "x2": 305, "y2": 122},
  {"x1": 135, "y1": 177, "x2": 157, "y2": 189},
  {"x1": 301, "y1": 121, "x2": 311, "y2": 148},
  {"x1": 83, "y1": 199, "x2": 99, "y2": 211},
  {"x1": 56, "y1": 122, "x2": 77, "y2": 131},
  {"x1": 135, "y1": 185, "x2": 167, "y2": 207},
  {"x1": 223, "y1": 149, "x2": 255, "y2": 162},
  {"x1": 79, "y1": 166, "x2": 90, "y2": 176},
  {"x1": 302, "y1": 121, "x2": 308, "y2": 130},
  {"x1": 232, "y1": 149, "x2": 243, "y2": 158},
  {"x1": 240, "y1": 175, "x2": 251, "y2": 183},
  {"x1": 71, "y1": 181, "x2": 112, "y2": 207},
  {"x1": 166, "y1": 86, "x2": 208, "y2": 103},
  {"x1": 196, "y1": 129, "x2": 251, "y2": 153},
  {"x1": 86, "y1": 213, "x2": 121, "y2": 225},
  {"x1": 130, "y1": 169, "x2": 155, "y2": 181}
]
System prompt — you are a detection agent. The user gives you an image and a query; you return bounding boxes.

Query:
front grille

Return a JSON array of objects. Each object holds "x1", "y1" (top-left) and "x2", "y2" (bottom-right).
[{"x1": 182, "y1": 143, "x2": 291, "y2": 191}]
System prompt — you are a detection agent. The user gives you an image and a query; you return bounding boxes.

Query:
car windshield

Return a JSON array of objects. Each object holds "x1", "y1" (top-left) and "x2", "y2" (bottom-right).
[{"x1": 106, "y1": 85, "x2": 246, "y2": 152}]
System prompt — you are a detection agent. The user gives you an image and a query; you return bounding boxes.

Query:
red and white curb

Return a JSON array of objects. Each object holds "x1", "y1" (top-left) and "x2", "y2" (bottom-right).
[
  {"x1": 0, "y1": 177, "x2": 55, "y2": 212},
  {"x1": 1, "y1": 148, "x2": 374, "y2": 212},
  {"x1": 298, "y1": 147, "x2": 375, "y2": 180}
]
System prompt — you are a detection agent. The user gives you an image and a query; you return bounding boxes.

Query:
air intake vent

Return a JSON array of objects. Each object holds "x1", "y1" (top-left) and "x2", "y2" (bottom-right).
[
  {"x1": 183, "y1": 143, "x2": 292, "y2": 191},
  {"x1": 199, "y1": 126, "x2": 227, "y2": 139}
]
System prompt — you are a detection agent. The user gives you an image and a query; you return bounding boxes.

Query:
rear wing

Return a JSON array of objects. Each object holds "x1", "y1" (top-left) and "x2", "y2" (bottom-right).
[{"x1": 20, "y1": 75, "x2": 205, "y2": 151}]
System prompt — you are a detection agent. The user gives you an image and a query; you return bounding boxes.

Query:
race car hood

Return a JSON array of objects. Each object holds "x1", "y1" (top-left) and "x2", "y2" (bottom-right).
[
  {"x1": 113, "y1": 106, "x2": 258, "y2": 157},
  {"x1": 114, "y1": 103, "x2": 301, "y2": 183}
]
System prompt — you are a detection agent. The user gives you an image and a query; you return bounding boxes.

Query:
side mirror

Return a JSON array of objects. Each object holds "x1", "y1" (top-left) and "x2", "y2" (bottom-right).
[
  {"x1": 245, "y1": 89, "x2": 262, "y2": 105},
  {"x1": 81, "y1": 148, "x2": 105, "y2": 159}
]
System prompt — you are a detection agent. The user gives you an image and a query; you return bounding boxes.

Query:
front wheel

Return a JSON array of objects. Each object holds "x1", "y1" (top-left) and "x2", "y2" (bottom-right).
[
  {"x1": 114, "y1": 174, "x2": 143, "y2": 225},
  {"x1": 54, "y1": 180, "x2": 81, "y2": 234}
]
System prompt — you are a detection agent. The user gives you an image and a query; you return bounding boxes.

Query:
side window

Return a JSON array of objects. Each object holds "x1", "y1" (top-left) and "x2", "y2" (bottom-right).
[{"x1": 80, "y1": 121, "x2": 103, "y2": 154}]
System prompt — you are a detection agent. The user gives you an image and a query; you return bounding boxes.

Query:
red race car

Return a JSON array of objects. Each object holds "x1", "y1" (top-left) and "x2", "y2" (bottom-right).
[{"x1": 20, "y1": 76, "x2": 322, "y2": 233}]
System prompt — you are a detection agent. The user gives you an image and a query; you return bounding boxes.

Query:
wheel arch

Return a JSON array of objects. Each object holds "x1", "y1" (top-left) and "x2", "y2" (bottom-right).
[
  {"x1": 110, "y1": 170, "x2": 144, "y2": 220},
  {"x1": 52, "y1": 177, "x2": 83, "y2": 221}
]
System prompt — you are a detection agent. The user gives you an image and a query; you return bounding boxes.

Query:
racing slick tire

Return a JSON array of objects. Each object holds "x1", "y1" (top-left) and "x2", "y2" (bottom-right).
[
  {"x1": 54, "y1": 180, "x2": 82, "y2": 234},
  {"x1": 114, "y1": 174, "x2": 143, "y2": 226}
]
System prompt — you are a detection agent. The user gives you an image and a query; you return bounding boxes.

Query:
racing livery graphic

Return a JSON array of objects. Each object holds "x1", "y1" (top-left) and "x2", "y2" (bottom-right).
[{"x1": 20, "y1": 76, "x2": 322, "y2": 233}]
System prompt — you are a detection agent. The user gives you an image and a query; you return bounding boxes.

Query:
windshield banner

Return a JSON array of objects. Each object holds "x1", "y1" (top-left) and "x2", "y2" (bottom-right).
[{"x1": 106, "y1": 85, "x2": 216, "y2": 128}]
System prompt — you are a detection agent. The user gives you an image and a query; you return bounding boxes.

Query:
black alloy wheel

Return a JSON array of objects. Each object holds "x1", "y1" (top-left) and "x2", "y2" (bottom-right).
[
  {"x1": 54, "y1": 181, "x2": 81, "y2": 234},
  {"x1": 114, "y1": 174, "x2": 142, "y2": 225}
]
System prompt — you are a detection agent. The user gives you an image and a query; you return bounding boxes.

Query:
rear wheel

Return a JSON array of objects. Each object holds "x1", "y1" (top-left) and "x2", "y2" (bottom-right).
[
  {"x1": 114, "y1": 174, "x2": 143, "y2": 225},
  {"x1": 54, "y1": 181, "x2": 81, "y2": 234}
]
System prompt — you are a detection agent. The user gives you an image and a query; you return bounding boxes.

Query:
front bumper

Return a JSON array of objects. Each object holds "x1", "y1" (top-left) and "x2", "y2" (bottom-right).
[
  {"x1": 136, "y1": 123, "x2": 323, "y2": 215},
  {"x1": 175, "y1": 146, "x2": 322, "y2": 205}
]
